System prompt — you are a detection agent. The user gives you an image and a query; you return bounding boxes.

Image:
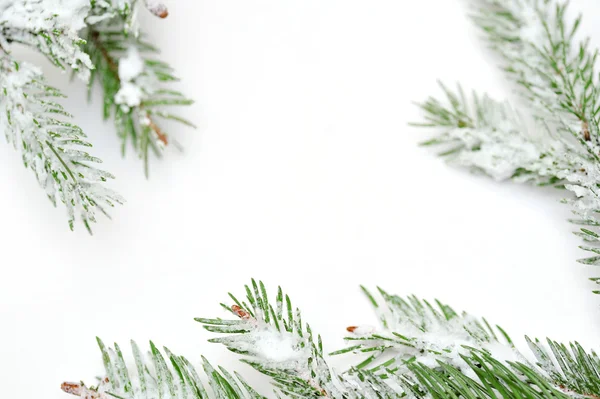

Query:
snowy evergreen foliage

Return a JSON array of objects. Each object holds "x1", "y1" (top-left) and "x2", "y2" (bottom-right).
[
  {"x1": 0, "y1": 0, "x2": 192, "y2": 231},
  {"x1": 413, "y1": 0, "x2": 600, "y2": 294},
  {"x1": 62, "y1": 280, "x2": 600, "y2": 398},
  {"x1": 58, "y1": 0, "x2": 600, "y2": 397}
]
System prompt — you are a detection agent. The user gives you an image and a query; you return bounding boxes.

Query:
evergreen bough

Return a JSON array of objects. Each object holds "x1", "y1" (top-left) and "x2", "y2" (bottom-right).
[
  {"x1": 62, "y1": 280, "x2": 600, "y2": 399},
  {"x1": 0, "y1": 0, "x2": 193, "y2": 232},
  {"x1": 413, "y1": 0, "x2": 600, "y2": 294}
]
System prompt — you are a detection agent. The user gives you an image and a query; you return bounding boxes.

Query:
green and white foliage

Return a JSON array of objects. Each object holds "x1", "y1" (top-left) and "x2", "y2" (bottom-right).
[
  {"x1": 85, "y1": 0, "x2": 195, "y2": 176},
  {"x1": 0, "y1": 0, "x2": 192, "y2": 229},
  {"x1": 0, "y1": 0, "x2": 93, "y2": 79},
  {"x1": 196, "y1": 280, "x2": 391, "y2": 398},
  {"x1": 64, "y1": 281, "x2": 600, "y2": 399},
  {"x1": 331, "y1": 286, "x2": 522, "y2": 376},
  {"x1": 413, "y1": 0, "x2": 600, "y2": 293},
  {"x1": 334, "y1": 285, "x2": 600, "y2": 398},
  {"x1": 61, "y1": 339, "x2": 267, "y2": 399},
  {"x1": 0, "y1": 56, "x2": 123, "y2": 232}
]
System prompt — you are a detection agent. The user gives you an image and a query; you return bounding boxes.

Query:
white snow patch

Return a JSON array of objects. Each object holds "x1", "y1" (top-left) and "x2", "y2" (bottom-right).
[
  {"x1": 115, "y1": 46, "x2": 145, "y2": 108},
  {"x1": 115, "y1": 83, "x2": 143, "y2": 108},
  {"x1": 252, "y1": 328, "x2": 306, "y2": 363},
  {"x1": 118, "y1": 46, "x2": 145, "y2": 81}
]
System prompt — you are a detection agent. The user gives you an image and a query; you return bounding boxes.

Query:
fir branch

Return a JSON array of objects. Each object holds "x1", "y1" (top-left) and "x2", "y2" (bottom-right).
[
  {"x1": 0, "y1": 0, "x2": 93, "y2": 80},
  {"x1": 330, "y1": 286, "x2": 523, "y2": 377},
  {"x1": 0, "y1": 55, "x2": 123, "y2": 232},
  {"x1": 61, "y1": 339, "x2": 267, "y2": 399},
  {"x1": 196, "y1": 279, "x2": 362, "y2": 398},
  {"x1": 414, "y1": 82, "x2": 600, "y2": 293},
  {"x1": 0, "y1": 0, "x2": 190, "y2": 228},
  {"x1": 84, "y1": 2, "x2": 195, "y2": 176},
  {"x1": 469, "y1": 0, "x2": 600, "y2": 154},
  {"x1": 336, "y1": 286, "x2": 600, "y2": 399},
  {"x1": 65, "y1": 281, "x2": 600, "y2": 399},
  {"x1": 468, "y1": 0, "x2": 600, "y2": 291}
]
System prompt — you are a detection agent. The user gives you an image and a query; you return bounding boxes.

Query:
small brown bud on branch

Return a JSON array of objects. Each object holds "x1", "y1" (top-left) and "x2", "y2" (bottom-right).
[
  {"x1": 61, "y1": 382, "x2": 84, "y2": 396},
  {"x1": 583, "y1": 121, "x2": 591, "y2": 141},
  {"x1": 232, "y1": 304, "x2": 252, "y2": 320}
]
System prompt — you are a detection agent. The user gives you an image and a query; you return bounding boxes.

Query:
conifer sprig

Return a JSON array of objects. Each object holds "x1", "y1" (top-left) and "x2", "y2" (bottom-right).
[
  {"x1": 63, "y1": 280, "x2": 600, "y2": 399},
  {"x1": 61, "y1": 339, "x2": 267, "y2": 399},
  {"x1": 0, "y1": 0, "x2": 194, "y2": 230},
  {"x1": 85, "y1": 1, "x2": 195, "y2": 177},
  {"x1": 0, "y1": 55, "x2": 123, "y2": 232},
  {"x1": 413, "y1": 0, "x2": 600, "y2": 294},
  {"x1": 196, "y1": 279, "x2": 385, "y2": 398},
  {"x1": 470, "y1": 0, "x2": 600, "y2": 154},
  {"x1": 0, "y1": 0, "x2": 93, "y2": 80}
]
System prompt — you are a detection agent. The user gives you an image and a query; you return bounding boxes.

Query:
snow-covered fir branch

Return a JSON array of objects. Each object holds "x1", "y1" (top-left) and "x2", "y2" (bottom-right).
[
  {"x1": 0, "y1": 0, "x2": 193, "y2": 229},
  {"x1": 0, "y1": 0, "x2": 93, "y2": 79},
  {"x1": 84, "y1": 0, "x2": 195, "y2": 176},
  {"x1": 197, "y1": 280, "x2": 391, "y2": 398},
  {"x1": 469, "y1": 0, "x2": 600, "y2": 153},
  {"x1": 62, "y1": 280, "x2": 600, "y2": 399},
  {"x1": 0, "y1": 55, "x2": 123, "y2": 232},
  {"x1": 414, "y1": 0, "x2": 600, "y2": 294}
]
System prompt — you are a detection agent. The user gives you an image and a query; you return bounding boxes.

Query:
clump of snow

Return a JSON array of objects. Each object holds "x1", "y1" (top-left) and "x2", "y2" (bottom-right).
[
  {"x1": 56, "y1": 0, "x2": 90, "y2": 30},
  {"x1": 119, "y1": 46, "x2": 145, "y2": 81},
  {"x1": 252, "y1": 328, "x2": 306, "y2": 363},
  {"x1": 115, "y1": 83, "x2": 144, "y2": 108},
  {"x1": 115, "y1": 46, "x2": 145, "y2": 108}
]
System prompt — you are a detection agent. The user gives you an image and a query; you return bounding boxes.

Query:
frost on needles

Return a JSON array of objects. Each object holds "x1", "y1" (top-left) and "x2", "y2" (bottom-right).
[
  {"x1": 0, "y1": 0, "x2": 193, "y2": 231},
  {"x1": 413, "y1": 0, "x2": 600, "y2": 293},
  {"x1": 61, "y1": 280, "x2": 600, "y2": 398}
]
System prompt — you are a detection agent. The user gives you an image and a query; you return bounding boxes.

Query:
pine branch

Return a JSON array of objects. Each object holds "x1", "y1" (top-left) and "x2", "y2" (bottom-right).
[
  {"x1": 334, "y1": 286, "x2": 600, "y2": 399},
  {"x1": 195, "y1": 279, "x2": 389, "y2": 398},
  {"x1": 412, "y1": 82, "x2": 567, "y2": 183},
  {"x1": 470, "y1": 0, "x2": 600, "y2": 154},
  {"x1": 413, "y1": 0, "x2": 600, "y2": 294},
  {"x1": 61, "y1": 339, "x2": 267, "y2": 399},
  {"x1": 467, "y1": 0, "x2": 600, "y2": 291},
  {"x1": 64, "y1": 281, "x2": 600, "y2": 399},
  {"x1": 414, "y1": 82, "x2": 600, "y2": 288},
  {"x1": 330, "y1": 286, "x2": 523, "y2": 376},
  {"x1": 0, "y1": 54, "x2": 123, "y2": 232},
  {"x1": 0, "y1": 0, "x2": 93, "y2": 80},
  {"x1": 84, "y1": 2, "x2": 195, "y2": 177}
]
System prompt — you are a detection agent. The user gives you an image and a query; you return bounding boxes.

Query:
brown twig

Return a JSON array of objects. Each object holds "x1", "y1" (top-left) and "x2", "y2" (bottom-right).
[
  {"x1": 91, "y1": 32, "x2": 118, "y2": 75},
  {"x1": 90, "y1": 30, "x2": 168, "y2": 146},
  {"x1": 147, "y1": 113, "x2": 168, "y2": 145}
]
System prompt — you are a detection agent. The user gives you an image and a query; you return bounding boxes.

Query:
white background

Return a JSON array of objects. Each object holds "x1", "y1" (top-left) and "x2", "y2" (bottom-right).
[{"x1": 1, "y1": 0, "x2": 600, "y2": 397}]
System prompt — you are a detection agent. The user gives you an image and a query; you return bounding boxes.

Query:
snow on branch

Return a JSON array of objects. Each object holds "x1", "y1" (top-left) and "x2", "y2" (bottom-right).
[
  {"x1": 0, "y1": 56, "x2": 123, "y2": 232},
  {"x1": 0, "y1": 0, "x2": 93, "y2": 79},
  {"x1": 413, "y1": 83, "x2": 600, "y2": 292},
  {"x1": 470, "y1": 0, "x2": 600, "y2": 160},
  {"x1": 331, "y1": 286, "x2": 523, "y2": 380},
  {"x1": 64, "y1": 281, "x2": 600, "y2": 398},
  {"x1": 84, "y1": 1, "x2": 194, "y2": 176},
  {"x1": 61, "y1": 339, "x2": 267, "y2": 399},
  {"x1": 196, "y1": 279, "x2": 396, "y2": 398}
]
